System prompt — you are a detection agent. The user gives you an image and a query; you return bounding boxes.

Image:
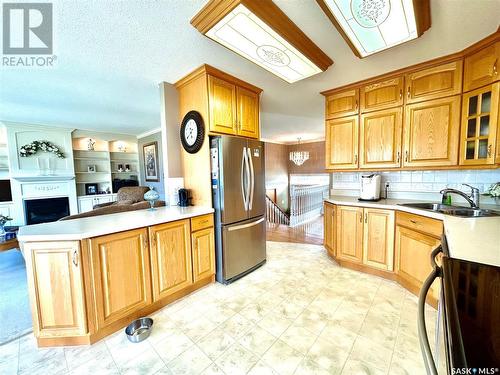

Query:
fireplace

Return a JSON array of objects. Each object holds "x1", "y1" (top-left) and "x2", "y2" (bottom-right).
[{"x1": 24, "y1": 197, "x2": 70, "y2": 225}]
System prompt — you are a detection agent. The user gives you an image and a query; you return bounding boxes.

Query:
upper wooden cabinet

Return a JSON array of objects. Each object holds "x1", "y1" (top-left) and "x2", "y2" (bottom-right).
[
  {"x1": 459, "y1": 82, "x2": 499, "y2": 165},
  {"x1": 464, "y1": 41, "x2": 500, "y2": 92},
  {"x1": 360, "y1": 77, "x2": 404, "y2": 112},
  {"x1": 359, "y1": 107, "x2": 403, "y2": 169},
  {"x1": 403, "y1": 95, "x2": 461, "y2": 167},
  {"x1": 325, "y1": 115, "x2": 359, "y2": 169},
  {"x1": 336, "y1": 205, "x2": 363, "y2": 263},
  {"x1": 24, "y1": 241, "x2": 87, "y2": 338},
  {"x1": 405, "y1": 60, "x2": 463, "y2": 104},
  {"x1": 325, "y1": 89, "x2": 359, "y2": 119},
  {"x1": 208, "y1": 76, "x2": 237, "y2": 135},
  {"x1": 88, "y1": 228, "x2": 152, "y2": 330},
  {"x1": 236, "y1": 86, "x2": 260, "y2": 139},
  {"x1": 363, "y1": 208, "x2": 395, "y2": 271},
  {"x1": 149, "y1": 220, "x2": 193, "y2": 301},
  {"x1": 176, "y1": 65, "x2": 262, "y2": 140}
]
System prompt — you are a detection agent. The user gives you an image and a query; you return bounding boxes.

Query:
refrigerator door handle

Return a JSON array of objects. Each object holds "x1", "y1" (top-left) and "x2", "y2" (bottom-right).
[
  {"x1": 227, "y1": 217, "x2": 265, "y2": 231},
  {"x1": 240, "y1": 147, "x2": 248, "y2": 211},
  {"x1": 247, "y1": 148, "x2": 255, "y2": 210},
  {"x1": 418, "y1": 245, "x2": 443, "y2": 375}
]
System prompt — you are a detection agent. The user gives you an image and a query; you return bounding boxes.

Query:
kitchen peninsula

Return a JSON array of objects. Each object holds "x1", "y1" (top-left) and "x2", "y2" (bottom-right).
[{"x1": 17, "y1": 206, "x2": 215, "y2": 347}]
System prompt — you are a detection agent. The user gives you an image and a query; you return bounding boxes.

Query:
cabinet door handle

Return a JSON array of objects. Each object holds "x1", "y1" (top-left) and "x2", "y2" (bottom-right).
[
  {"x1": 399, "y1": 89, "x2": 403, "y2": 99},
  {"x1": 405, "y1": 150, "x2": 409, "y2": 163},
  {"x1": 364, "y1": 213, "x2": 368, "y2": 223},
  {"x1": 396, "y1": 151, "x2": 401, "y2": 163},
  {"x1": 354, "y1": 154, "x2": 358, "y2": 164},
  {"x1": 355, "y1": 100, "x2": 358, "y2": 111},
  {"x1": 493, "y1": 59, "x2": 498, "y2": 76},
  {"x1": 72, "y1": 250, "x2": 78, "y2": 267},
  {"x1": 359, "y1": 213, "x2": 363, "y2": 223},
  {"x1": 407, "y1": 86, "x2": 411, "y2": 99},
  {"x1": 410, "y1": 219, "x2": 418, "y2": 224},
  {"x1": 488, "y1": 144, "x2": 492, "y2": 157}
]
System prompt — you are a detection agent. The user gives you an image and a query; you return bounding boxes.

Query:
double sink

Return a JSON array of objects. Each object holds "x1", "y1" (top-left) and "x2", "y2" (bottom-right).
[{"x1": 399, "y1": 203, "x2": 500, "y2": 217}]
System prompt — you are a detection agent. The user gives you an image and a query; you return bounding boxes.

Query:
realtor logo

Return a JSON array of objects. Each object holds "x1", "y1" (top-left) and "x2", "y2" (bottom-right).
[{"x1": 2, "y1": 3, "x2": 53, "y2": 54}]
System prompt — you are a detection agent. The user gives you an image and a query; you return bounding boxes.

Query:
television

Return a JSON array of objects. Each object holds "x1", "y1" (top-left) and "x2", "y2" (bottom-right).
[{"x1": 0, "y1": 180, "x2": 12, "y2": 202}]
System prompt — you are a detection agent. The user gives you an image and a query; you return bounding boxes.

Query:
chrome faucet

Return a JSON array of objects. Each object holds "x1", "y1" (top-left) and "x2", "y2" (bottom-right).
[{"x1": 440, "y1": 184, "x2": 480, "y2": 208}]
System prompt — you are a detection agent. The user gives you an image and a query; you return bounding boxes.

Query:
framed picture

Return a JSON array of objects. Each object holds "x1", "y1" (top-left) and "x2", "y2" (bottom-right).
[
  {"x1": 143, "y1": 141, "x2": 159, "y2": 182},
  {"x1": 85, "y1": 183, "x2": 98, "y2": 195},
  {"x1": 87, "y1": 165, "x2": 96, "y2": 173}
]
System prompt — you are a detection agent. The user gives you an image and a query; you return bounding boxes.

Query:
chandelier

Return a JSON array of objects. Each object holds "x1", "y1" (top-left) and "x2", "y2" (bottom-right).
[{"x1": 289, "y1": 138, "x2": 309, "y2": 166}]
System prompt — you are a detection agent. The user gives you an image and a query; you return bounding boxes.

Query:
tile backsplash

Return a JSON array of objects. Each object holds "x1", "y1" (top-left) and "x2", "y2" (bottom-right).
[{"x1": 331, "y1": 169, "x2": 500, "y2": 204}]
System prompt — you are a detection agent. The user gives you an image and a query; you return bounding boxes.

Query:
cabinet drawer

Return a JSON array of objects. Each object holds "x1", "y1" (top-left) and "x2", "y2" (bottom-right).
[
  {"x1": 396, "y1": 212, "x2": 443, "y2": 238},
  {"x1": 191, "y1": 214, "x2": 214, "y2": 232}
]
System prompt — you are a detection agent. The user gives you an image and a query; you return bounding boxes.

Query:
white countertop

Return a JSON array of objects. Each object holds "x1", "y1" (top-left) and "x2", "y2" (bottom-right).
[
  {"x1": 325, "y1": 195, "x2": 500, "y2": 267},
  {"x1": 18, "y1": 206, "x2": 215, "y2": 242}
]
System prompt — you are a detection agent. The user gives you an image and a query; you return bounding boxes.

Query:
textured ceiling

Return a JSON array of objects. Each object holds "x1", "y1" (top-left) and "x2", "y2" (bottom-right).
[{"x1": 1, "y1": 0, "x2": 499, "y2": 142}]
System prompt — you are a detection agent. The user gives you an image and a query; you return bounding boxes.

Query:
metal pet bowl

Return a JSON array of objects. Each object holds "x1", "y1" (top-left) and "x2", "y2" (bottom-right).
[{"x1": 125, "y1": 317, "x2": 153, "y2": 343}]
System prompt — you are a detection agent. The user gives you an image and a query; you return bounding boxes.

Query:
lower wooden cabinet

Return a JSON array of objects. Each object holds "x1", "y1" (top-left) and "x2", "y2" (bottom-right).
[
  {"x1": 149, "y1": 220, "x2": 193, "y2": 301},
  {"x1": 323, "y1": 203, "x2": 335, "y2": 256},
  {"x1": 336, "y1": 205, "x2": 364, "y2": 263},
  {"x1": 191, "y1": 227, "x2": 215, "y2": 282},
  {"x1": 395, "y1": 225, "x2": 441, "y2": 300},
  {"x1": 88, "y1": 228, "x2": 152, "y2": 329},
  {"x1": 24, "y1": 241, "x2": 87, "y2": 338},
  {"x1": 363, "y1": 208, "x2": 395, "y2": 271}
]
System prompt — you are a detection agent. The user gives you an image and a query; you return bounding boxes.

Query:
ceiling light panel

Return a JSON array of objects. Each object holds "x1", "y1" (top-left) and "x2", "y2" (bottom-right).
[
  {"x1": 206, "y1": 4, "x2": 322, "y2": 83},
  {"x1": 192, "y1": 0, "x2": 333, "y2": 83},
  {"x1": 319, "y1": 0, "x2": 429, "y2": 57}
]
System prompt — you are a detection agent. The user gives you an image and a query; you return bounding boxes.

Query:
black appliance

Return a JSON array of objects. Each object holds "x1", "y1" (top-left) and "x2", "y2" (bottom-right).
[
  {"x1": 418, "y1": 236, "x2": 500, "y2": 374},
  {"x1": 178, "y1": 188, "x2": 191, "y2": 207},
  {"x1": 112, "y1": 178, "x2": 138, "y2": 193},
  {"x1": 25, "y1": 197, "x2": 70, "y2": 225}
]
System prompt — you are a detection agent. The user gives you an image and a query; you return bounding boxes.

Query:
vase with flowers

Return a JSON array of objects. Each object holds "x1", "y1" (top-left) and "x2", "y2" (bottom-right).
[{"x1": 0, "y1": 214, "x2": 12, "y2": 237}]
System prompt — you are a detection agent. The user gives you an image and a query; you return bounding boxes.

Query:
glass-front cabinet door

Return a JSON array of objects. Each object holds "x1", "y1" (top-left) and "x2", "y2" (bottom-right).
[{"x1": 460, "y1": 83, "x2": 499, "y2": 165}]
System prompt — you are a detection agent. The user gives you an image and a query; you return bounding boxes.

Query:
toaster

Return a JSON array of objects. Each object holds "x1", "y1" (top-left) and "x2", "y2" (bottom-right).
[{"x1": 359, "y1": 174, "x2": 381, "y2": 201}]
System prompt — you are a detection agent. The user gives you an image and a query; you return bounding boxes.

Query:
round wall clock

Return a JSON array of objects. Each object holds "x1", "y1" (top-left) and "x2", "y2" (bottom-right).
[{"x1": 180, "y1": 111, "x2": 204, "y2": 154}]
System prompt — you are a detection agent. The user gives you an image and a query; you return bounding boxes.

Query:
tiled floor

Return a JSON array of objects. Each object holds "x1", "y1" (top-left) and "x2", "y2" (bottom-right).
[{"x1": 0, "y1": 241, "x2": 441, "y2": 375}]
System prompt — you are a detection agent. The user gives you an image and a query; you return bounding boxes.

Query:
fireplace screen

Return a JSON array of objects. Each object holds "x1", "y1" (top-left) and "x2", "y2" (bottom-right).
[{"x1": 24, "y1": 197, "x2": 70, "y2": 225}]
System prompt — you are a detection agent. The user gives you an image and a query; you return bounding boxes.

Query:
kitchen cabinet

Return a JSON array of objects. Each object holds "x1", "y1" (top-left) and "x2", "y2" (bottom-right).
[
  {"x1": 24, "y1": 241, "x2": 87, "y2": 338},
  {"x1": 325, "y1": 89, "x2": 359, "y2": 119},
  {"x1": 208, "y1": 75, "x2": 237, "y2": 135},
  {"x1": 88, "y1": 228, "x2": 152, "y2": 329},
  {"x1": 362, "y1": 208, "x2": 395, "y2": 271},
  {"x1": 459, "y1": 82, "x2": 499, "y2": 165},
  {"x1": 403, "y1": 95, "x2": 461, "y2": 167},
  {"x1": 463, "y1": 41, "x2": 500, "y2": 92},
  {"x1": 405, "y1": 60, "x2": 463, "y2": 104},
  {"x1": 207, "y1": 75, "x2": 260, "y2": 139},
  {"x1": 360, "y1": 76, "x2": 404, "y2": 112},
  {"x1": 325, "y1": 115, "x2": 359, "y2": 169},
  {"x1": 323, "y1": 203, "x2": 335, "y2": 256},
  {"x1": 359, "y1": 107, "x2": 403, "y2": 169},
  {"x1": 191, "y1": 227, "x2": 215, "y2": 282},
  {"x1": 336, "y1": 205, "x2": 363, "y2": 263},
  {"x1": 395, "y1": 214, "x2": 442, "y2": 301},
  {"x1": 149, "y1": 220, "x2": 192, "y2": 301},
  {"x1": 236, "y1": 86, "x2": 260, "y2": 139}
]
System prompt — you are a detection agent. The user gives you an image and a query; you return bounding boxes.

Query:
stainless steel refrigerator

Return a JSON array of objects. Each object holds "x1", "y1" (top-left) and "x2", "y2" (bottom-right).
[{"x1": 210, "y1": 135, "x2": 266, "y2": 284}]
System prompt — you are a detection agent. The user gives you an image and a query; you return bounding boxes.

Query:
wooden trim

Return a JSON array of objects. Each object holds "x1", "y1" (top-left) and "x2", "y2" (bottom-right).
[
  {"x1": 191, "y1": 0, "x2": 333, "y2": 71},
  {"x1": 175, "y1": 64, "x2": 262, "y2": 94},
  {"x1": 321, "y1": 29, "x2": 500, "y2": 96},
  {"x1": 316, "y1": 0, "x2": 430, "y2": 59}
]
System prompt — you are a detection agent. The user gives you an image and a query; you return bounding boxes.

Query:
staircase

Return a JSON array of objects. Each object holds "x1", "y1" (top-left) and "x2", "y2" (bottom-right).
[{"x1": 265, "y1": 195, "x2": 290, "y2": 225}]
